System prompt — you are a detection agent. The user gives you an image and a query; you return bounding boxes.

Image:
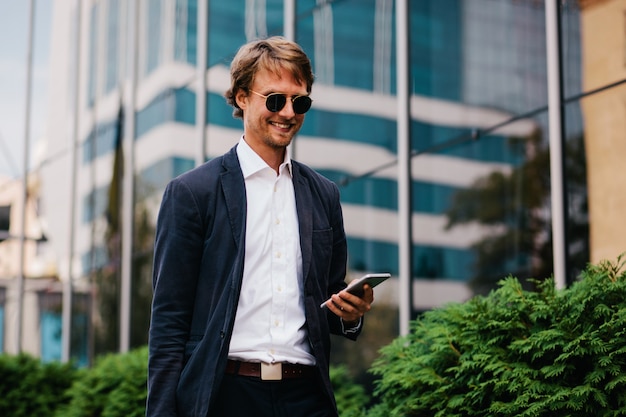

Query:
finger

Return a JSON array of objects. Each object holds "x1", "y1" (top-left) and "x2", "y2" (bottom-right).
[
  {"x1": 337, "y1": 290, "x2": 372, "y2": 312},
  {"x1": 357, "y1": 284, "x2": 374, "y2": 301},
  {"x1": 329, "y1": 296, "x2": 362, "y2": 321},
  {"x1": 326, "y1": 297, "x2": 347, "y2": 317},
  {"x1": 331, "y1": 294, "x2": 353, "y2": 313}
]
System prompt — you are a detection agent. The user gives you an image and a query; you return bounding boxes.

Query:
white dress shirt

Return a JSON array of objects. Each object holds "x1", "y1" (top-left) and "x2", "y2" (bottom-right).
[{"x1": 228, "y1": 137, "x2": 315, "y2": 366}]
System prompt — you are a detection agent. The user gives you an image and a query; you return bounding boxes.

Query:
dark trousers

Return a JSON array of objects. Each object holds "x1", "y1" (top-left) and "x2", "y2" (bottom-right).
[{"x1": 212, "y1": 374, "x2": 336, "y2": 417}]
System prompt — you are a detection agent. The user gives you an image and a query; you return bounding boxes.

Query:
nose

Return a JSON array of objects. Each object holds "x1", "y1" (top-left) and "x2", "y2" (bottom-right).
[{"x1": 277, "y1": 98, "x2": 296, "y2": 118}]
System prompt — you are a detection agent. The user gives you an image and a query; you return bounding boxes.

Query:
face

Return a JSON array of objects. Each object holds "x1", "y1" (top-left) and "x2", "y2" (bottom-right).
[{"x1": 235, "y1": 66, "x2": 308, "y2": 162}]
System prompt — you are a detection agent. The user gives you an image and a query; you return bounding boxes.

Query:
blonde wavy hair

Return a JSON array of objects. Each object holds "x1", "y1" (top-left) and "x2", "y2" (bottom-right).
[{"x1": 224, "y1": 36, "x2": 314, "y2": 119}]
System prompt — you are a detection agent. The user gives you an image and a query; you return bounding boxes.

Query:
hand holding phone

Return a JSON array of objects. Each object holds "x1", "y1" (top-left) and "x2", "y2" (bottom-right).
[{"x1": 320, "y1": 273, "x2": 390, "y2": 308}]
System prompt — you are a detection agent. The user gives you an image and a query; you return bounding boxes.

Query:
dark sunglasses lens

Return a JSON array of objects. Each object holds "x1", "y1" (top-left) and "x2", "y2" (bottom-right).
[
  {"x1": 265, "y1": 94, "x2": 287, "y2": 112},
  {"x1": 293, "y1": 96, "x2": 312, "y2": 114}
]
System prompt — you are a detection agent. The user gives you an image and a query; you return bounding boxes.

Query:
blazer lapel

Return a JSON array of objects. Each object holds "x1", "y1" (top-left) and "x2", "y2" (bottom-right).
[
  {"x1": 221, "y1": 147, "x2": 246, "y2": 249},
  {"x1": 293, "y1": 162, "x2": 313, "y2": 281}
]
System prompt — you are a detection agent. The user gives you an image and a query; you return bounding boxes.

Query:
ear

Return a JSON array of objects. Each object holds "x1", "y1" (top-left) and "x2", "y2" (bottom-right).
[{"x1": 235, "y1": 89, "x2": 248, "y2": 111}]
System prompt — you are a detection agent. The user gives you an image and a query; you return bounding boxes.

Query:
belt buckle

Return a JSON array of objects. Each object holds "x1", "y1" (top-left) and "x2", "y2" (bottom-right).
[{"x1": 261, "y1": 362, "x2": 282, "y2": 381}]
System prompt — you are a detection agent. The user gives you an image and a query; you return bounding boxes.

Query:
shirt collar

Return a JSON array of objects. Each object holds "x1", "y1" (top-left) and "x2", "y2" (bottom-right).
[{"x1": 236, "y1": 136, "x2": 292, "y2": 179}]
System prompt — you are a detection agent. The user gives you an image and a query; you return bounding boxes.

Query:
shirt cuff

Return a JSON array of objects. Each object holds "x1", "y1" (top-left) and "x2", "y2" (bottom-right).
[{"x1": 341, "y1": 317, "x2": 362, "y2": 334}]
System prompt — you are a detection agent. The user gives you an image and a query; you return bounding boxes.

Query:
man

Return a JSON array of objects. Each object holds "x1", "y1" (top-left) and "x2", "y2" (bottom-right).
[{"x1": 147, "y1": 36, "x2": 374, "y2": 417}]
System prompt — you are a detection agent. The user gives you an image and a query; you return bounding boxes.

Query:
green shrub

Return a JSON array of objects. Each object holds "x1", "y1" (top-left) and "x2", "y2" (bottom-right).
[
  {"x1": 0, "y1": 341, "x2": 371, "y2": 416},
  {"x1": 331, "y1": 365, "x2": 370, "y2": 417},
  {"x1": 53, "y1": 346, "x2": 366, "y2": 416},
  {"x1": 56, "y1": 346, "x2": 148, "y2": 417},
  {"x1": 369, "y1": 257, "x2": 626, "y2": 417},
  {"x1": 0, "y1": 353, "x2": 77, "y2": 416}
]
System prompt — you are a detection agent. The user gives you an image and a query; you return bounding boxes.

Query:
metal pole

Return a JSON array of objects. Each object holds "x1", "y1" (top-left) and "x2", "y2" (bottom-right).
[
  {"x1": 396, "y1": 0, "x2": 412, "y2": 336},
  {"x1": 119, "y1": 0, "x2": 139, "y2": 353},
  {"x1": 284, "y1": 0, "x2": 296, "y2": 159},
  {"x1": 16, "y1": 0, "x2": 35, "y2": 354},
  {"x1": 62, "y1": 0, "x2": 82, "y2": 363},
  {"x1": 545, "y1": 0, "x2": 567, "y2": 289},
  {"x1": 196, "y1": 0, "x2": 208, "y2": 166},
  {"x1": 284, "y1": 0, "x2": 296, "y2": 42}
]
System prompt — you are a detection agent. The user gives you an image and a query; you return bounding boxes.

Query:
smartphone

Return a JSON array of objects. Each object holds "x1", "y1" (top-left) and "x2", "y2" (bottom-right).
[{"x1": 320, "y1": 273, "x2": 391, "y2": 308}]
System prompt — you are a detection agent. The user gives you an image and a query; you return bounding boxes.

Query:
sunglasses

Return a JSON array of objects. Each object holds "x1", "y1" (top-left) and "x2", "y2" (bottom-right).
[{"x1": 249, "y1": 90, "x2": 313, "y2": 114}]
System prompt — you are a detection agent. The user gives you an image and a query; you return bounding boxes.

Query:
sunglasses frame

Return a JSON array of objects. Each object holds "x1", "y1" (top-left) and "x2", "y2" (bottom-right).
[{"x1": 249, "y1": 90, "x2": 312, "y2": 114}]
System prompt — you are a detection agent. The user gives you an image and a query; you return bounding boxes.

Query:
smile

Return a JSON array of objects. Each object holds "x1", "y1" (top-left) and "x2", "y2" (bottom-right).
[{"x1": 270, "y1": 121, "x2": 291, "y2": 129}]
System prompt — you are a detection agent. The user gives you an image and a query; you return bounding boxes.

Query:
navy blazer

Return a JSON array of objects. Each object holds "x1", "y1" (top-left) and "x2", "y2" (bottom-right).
[{"x1": 147, "y1": 145, "x2": 359, "y2": 416}]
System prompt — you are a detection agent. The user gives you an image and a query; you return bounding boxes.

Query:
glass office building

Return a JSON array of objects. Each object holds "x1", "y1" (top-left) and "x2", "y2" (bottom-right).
[{"x1": 7, "y1": 0, "x2": 620, "y2": 363}]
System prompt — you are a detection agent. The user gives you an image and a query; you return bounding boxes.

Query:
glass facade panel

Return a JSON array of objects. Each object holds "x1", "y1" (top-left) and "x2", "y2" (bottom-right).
[
  {"x1": 146, "y1": 0, "x2": 162, "y2": 74},
  {"x1": 82, "y1": 186, "x2": 108, "y2": 224},
  {"x1": 300, "y1": 110, "x2": 397, "y2": 151},
  {"x1": 81, "y1": 245, "x2": 108, "y2": 275},
  {"x1": 105, "y1": 0, "x2": 120, "y2": 93},
  {"x1": 174, "y1": 0, "x2": 198, "y2": 64},
  {"x1": 207, "y1": 1, "x2": 249, "y2": 67},
  {"x1": 39, "y1": 292, "x2": 89, "y2": 366},
  {"x1": 320, "y1": 170, "x2": 396, "y2": 211},
  {"x1": 563, "y1": 100, "x2": 589, "y2": 280},
  {"x1": 38, "y1": 0, "x2": 626, "y2": 363},
  {"x1": 87, "y1": 4, "x2": 99, "y2": 107},
  {"x1": 328, "y1": 1, "x2": 374, "y2": 89},
  {"x1": 402, "y1": 0, "x2": 587, "y2": 296},
  {"x1": 135, "y1": 88, "x2": 196, "y2": 138},
  {"x1": 410, "y1": 0, "x2": 462, "y2": 100},
  {"x1": 41, "y1": 311, "x2": 62, "y2": 362},
  {"x1": 82, "y1": 119, "x2": 119, "y2": 165},
  {"x1": 462, "y1": 1, "x2": 548, "y2": 113},
  {"x1": 207, "y1": 91, "x2": 239, "y2": 128},
  {"x1": 70, "y1": 309, "x2": 90, "y2": 368},
  {"x1": 140, "y1": 157, "x2": 195, "y2": 196}
]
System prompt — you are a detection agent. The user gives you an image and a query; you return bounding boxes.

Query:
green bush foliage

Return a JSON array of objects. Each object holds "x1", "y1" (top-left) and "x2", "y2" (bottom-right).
[
  {"x1": 0, "y1": 345, "x2": 369, "y2": 416},
  {"x1": 13, "y1": 258, "x2": 626, "y2": 416},
  {"x1": 55, "y1": 346, "x2": 148, "y2": 417},
  {"x1": 0, "y1": 353, "x2": 77, "y2": 416},
  {"x1": 369, "y1": 257, "x2": 626, "y2": 417},
  {"x1": 331, "y1": 365, "x2": 370, "y2": 417}
]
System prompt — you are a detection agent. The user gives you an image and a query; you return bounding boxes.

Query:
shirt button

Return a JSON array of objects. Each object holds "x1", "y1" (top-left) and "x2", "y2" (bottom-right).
[{"x1": 276, "y1": 252, "x2": 281, "y2": 258}]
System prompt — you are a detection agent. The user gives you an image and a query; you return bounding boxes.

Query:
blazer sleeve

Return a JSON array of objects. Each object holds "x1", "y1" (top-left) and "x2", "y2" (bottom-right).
[
  {"x1": 147, "y1": 177, "x2": 205, "y2": 416},
  {"x1": 325, "y1": 180, "x2": 363, "y2": 340}
]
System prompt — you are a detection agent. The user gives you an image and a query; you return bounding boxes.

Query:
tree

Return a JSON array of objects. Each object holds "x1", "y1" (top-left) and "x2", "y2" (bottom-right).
[{"x1": 445, "y1": 131, "x2": 589, "y2": 294}]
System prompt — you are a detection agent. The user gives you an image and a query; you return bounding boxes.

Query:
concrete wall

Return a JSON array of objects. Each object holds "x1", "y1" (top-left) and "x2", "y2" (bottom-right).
[{"x1": 580, "y1": 0, "x2": 626, "y2": 263}]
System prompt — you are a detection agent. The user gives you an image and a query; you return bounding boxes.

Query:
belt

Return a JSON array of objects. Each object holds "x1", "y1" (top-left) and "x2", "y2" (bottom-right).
[{"x1": 225, "y1": 360, "x2": 315, "y2": 381}]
